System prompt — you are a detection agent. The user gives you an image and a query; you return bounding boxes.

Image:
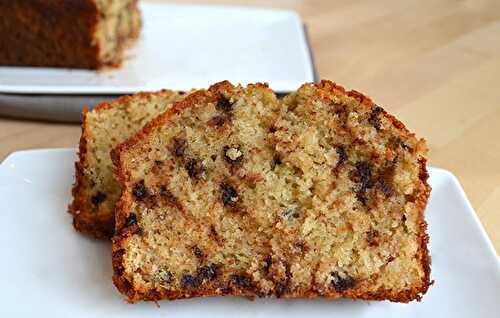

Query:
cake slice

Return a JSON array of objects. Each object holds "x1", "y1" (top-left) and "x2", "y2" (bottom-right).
[
  {"x1": 0, "y1": 0, "x2": 141, "y2": 69},
  {"x1": 111, "y1": 80, "x2": 431, "y2": 303},
  {"x1": 69, "y1": 90, "x2": 186, "y2": 239}
]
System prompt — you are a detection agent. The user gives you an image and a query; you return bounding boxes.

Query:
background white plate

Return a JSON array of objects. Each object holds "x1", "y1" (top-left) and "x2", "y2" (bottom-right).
[
  {"x1": 0, "y1": 3, "x2": 314, "y2": 95},
  {"x1": 0, "y1": 149, "x2": 498, "y2": 317}
]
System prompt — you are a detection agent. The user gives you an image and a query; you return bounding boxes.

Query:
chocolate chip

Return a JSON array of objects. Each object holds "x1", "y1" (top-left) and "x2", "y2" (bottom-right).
[
  {"x1": 378, "y1": 178, "x2": 394, "y2": 197},
  {"x1": 269, "y1": 126, "x2": 277, "y2": 133},
  {"x1": 159, "y1": 186, "x2": 182, "y2": 210},
  {"x1": 377, "y1": 162, "x2": 396, "y2": 197},
  {"x1": 402, "y1": 214, "x2": 407, "y2": 222},
  {"x1": 390, "y1": 136, "x2": 412, "y2": 152},
  {"x1": 123, "y1": 213, "x2": 142, "y2": 235},
  {"x1": 356, "y1": 161, "x2": 373, "y2": 188},
  {"x1": 276, "y1": 262, "x2": 291, "y2": 297},
  {"x1": 181, "y1": 274, "x2": 201, "y2": 289},
  {"x1": 335, "y1": 145, "x2": 347, "y2": 167},
  {"x1": 294, "y1": 240, "x2": 307, "y2": 254},
  {"x1": 281, "y1": 209, "x2": 298, "y2": 220},
  {"x1": 209, "y1": 115, "x2": 229, "y2": 127},
  {"x1": 197, "y1": 264, "x2": 218, "y2": 281},
  {"x1": 220, "y1": 182, "x2": 238, "y2": 206},
  {"x1": 185, "y1": 158, "x2": 205, "y2": 179},
  {"x1": 178, "y1": 91, "x2": 186, "y2": 95},
  {"x1": 268, "y1": 154, "x2": 281, "y2": 171},
  {"x1": 366, "y1": 229, "x2": 380, "y2": 247},
  {"x1": 91, "y1": 191, "x2": 106, "y2": 207},
  {"x1": 211, "y1": 155, "x2": 217, "y2": 161},
  {"x1": 276, "y1": 280, "x2": 289, "y2": 297},
  {"x1": 369, "y1": 106, "x2": 384, "y2": 131},
  {"x1": 192, "y1": 246, "x2": 204, "y2": 259},
  {"x1": 331, "y1": 271, "x2": 356, "y2": 292},
  {"x1": 171, "y1": 137, "x2": 187, "y2": 158},
  {"x1": 333, "y1": 104, "x2": 349, "y2": 128},
  {"x1": 159, "y1": 185, "x2": 171, "y2": 197},
  {"x1": 390, "y1": 137, "x2": 401, "y2": 150},
  {"x1": 185, "y1": 159, "x2": 197, "y2": 178},
  {"x1": 356, "y1": 191, "x2": 368, "y2": 205},
  {"x1": 230, "y1": 274, "x2": 255, "y2": 290},
  {"x1": 216, "y1": 96, "x2": 233, "y2": 112},
  {"x1": 263, "y1": 256, "x2": 272, "y2": 274},
  {"x1": 223, "y1": 145, "x2": 243, "y2": 165},
  {"x1": 273, "y1": 154, "x2": 282, "y2": 165},
  {"x1": 132, "y1": 181, "x2": 148, "y2": 200},
  {"x1": 354, "y1": 161, "x2": 374, "y2": 205},
  {"x1": 401, "y1": 143, "x2": 411, "y2": 151},
  {"x1": 209, "y1": 224, "x2": 222, "y2": 245},
  {"x1": 125, "y1": 213, "x2": 137, "y2": 227}
]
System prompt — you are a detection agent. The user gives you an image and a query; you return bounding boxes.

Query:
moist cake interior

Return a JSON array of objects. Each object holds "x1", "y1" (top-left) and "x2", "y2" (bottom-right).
[{"x1": 113, "y1": 81, "x2": 430, "y2": 302}]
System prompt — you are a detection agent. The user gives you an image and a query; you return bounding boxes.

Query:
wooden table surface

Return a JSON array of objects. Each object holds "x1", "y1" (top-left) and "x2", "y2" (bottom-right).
[{"x1": 1, "y1": 0, "x2": 499, "y2": 254}]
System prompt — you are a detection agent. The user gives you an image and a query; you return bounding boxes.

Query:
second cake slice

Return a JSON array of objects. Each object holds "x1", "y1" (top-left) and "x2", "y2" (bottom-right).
[{"x1": 70, "y1": 90, "x2": 186, "y2": 238}]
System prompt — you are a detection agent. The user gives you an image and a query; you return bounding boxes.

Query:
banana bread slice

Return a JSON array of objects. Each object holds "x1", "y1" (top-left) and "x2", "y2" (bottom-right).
[
  {"x1": 0, "y1": 0, "x2": 141, "y2": 69},
  {"x1": 69, "y1": 90, "x2": 186, "y2": 239},
  {"x1": 111, "y1": 80, "x2": 431, "y2": 303}
]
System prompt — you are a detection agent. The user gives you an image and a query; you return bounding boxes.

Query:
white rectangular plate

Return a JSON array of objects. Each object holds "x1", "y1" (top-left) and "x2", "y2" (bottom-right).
[
  {"x1": 0, "y1": 3, "x2": 314, "y2": 95},
  {"x1": 0, "y1": 149, "x2": 498, "y2": 317}
]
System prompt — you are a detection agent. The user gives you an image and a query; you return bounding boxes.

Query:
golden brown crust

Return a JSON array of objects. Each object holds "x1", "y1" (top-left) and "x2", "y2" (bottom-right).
[
  {"x1": 69, "y1": 89, "x2": 179, "y2": 239},
  {"x1": 111, "y1": 80, "x2": 432, "y2": 303}
]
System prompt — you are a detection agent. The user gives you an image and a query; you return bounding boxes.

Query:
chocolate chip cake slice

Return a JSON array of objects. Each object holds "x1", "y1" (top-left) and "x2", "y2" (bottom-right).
[
  {"x1": 69, "y1": 90, "x2": 186, "y2": 239},
  {"x1": 0, "y1": 0, "x2": 141, "y2": 69},
  {"x1": 112, "y1": 80, "x2": 431, "y2": 303}
]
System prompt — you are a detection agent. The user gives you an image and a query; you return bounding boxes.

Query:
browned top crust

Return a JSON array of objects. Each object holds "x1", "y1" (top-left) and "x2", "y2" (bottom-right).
[{"x1": 111, "y1": 80, "x2": 431, "y2": 303}]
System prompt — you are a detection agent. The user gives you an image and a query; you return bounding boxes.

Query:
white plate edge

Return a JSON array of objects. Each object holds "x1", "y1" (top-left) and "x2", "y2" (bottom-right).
[{"x1": 430, "y1": 167, "x2": 500, "y2": 266}]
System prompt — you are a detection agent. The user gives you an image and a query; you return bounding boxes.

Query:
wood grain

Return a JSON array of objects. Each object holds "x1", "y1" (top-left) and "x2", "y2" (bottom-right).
[{"x1": 0, "y1": 0, "x2": 498, "y2": 253}]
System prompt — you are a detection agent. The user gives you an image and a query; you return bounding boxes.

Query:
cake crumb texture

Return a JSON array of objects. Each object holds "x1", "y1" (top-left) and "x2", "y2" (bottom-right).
[{"x1": 112, "y1": 80, "x2": 431, "y2": 303}]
